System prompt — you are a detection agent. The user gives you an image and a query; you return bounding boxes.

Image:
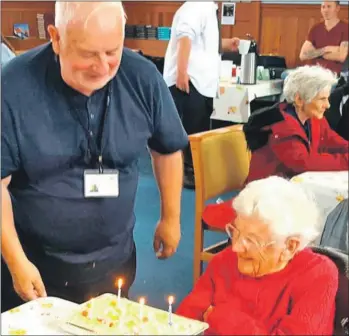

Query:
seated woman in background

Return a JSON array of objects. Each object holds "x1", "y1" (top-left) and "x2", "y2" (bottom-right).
[
  {"x1": 244, "y1": 65, "x2": 348, "y2": 183},
  {"x1": 177, "y1": 176, "x2": 338, "y2": 335},
  {"x1": 202, "y1": 65, "x2": 348, "y2": 229}
]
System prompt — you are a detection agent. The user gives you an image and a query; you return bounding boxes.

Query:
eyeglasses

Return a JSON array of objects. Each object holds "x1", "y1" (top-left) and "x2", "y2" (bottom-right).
[{"x1": 225, "y1": 223, "x2": 275, "y2": 252}]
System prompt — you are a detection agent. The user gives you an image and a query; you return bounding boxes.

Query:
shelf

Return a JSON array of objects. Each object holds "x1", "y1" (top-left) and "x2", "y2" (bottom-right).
[
  {"x1": 5, "y1": 36, "x2": 50, "y2": 54},
  {"x1": 124, "y1": 39, "x2": 169, "y2": 57}
]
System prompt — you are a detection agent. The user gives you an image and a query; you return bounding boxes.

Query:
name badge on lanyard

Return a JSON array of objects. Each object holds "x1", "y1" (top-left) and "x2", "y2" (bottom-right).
[
  {"x1": 84, "y1": 170, "x2": 119, "y2": 198},
  {"x1": 77, "y1": 83, "x2": 119, "y2": 198}
]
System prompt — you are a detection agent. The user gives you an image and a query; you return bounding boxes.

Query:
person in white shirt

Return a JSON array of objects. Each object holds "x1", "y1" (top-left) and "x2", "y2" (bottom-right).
[{"x1": 163, "y1": 1, "x2": 239, "y2": 189}]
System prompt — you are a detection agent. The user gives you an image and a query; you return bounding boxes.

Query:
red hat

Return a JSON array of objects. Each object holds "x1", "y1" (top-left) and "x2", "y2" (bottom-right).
[{"x1": 202, "y1": 199, "x2": 237, "y2": 231}]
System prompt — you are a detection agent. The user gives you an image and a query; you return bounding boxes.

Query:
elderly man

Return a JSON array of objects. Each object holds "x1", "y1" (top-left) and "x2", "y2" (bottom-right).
[
  {"x1": 177, "y1": 176, "x2": 338, "y2": 335},
  {"x1": 1, "y1": 2, "x2": 188, "y2": 312},
  {"x1": 299, "y1": 1, "x2": 348, "y2": 74},
  {"x1": 163, "y1": 1, "x2": 239, "y2": 189}
]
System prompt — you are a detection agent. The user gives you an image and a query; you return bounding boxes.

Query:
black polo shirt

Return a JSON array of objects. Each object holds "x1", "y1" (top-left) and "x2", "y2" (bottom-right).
[{"x1": 1, "y1": 44, "x2": 188, "y2": 267}]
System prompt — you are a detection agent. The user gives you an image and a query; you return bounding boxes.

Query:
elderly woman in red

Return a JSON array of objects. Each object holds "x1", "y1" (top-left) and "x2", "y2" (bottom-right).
[
  {"x1": 244, "y1": 64, "x2": 348, "y2": 183},
  {"x1": 177, "y1": 176, "x2": 338, "y2": 335},
  {"x1": 202, "y1": 65, "x2": 348, "y2": 228}
]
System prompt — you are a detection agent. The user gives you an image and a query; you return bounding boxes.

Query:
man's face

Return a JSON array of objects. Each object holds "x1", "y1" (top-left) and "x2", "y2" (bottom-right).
[
  {"x1": 49, "y1": 6, "x2": 124, "y2": 96},
  {"x1": 321, "y1": 1, "x2": 340, "y2": 21}
]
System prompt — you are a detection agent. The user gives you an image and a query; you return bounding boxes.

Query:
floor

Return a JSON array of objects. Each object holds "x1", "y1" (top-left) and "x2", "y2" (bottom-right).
[{"x1": 129, "y1": 150, "x2": 228, "y2": 311}]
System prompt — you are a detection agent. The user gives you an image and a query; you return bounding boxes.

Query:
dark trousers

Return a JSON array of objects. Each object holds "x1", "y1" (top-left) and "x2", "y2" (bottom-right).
[
  {"x1": 326, "y1": 81, "x2": 349, "y2": 141},
  {"x1": 169, "y1": 83, "x2": 213, "y2": 170},
  {"x1": 1, "y1": 246, "x2": 136, "y2": 313}
]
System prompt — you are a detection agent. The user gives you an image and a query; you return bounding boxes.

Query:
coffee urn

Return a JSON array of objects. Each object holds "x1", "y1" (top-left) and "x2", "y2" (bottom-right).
[{"x1": 240, "y1": 38, "x2": 258, "y2": 85}]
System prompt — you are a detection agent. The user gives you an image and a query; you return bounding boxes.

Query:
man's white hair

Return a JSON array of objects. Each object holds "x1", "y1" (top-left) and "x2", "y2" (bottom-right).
[
  {"x1": 55, "y1": 1, "x2": 126, "y2": 32},
  {"x1": 283, "y1": 65, "x2": 337, "y2": 104},
  {"x1": 233, "y1": 176, "x2": 321, "y2": 250}
]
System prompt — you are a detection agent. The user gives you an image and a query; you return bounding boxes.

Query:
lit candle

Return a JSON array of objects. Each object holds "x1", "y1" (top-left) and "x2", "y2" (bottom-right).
[
  {"x1": 117, "y1": 278, "x2": 123, "y2": 301},
  {"x1": 168, "y1": 295, "x2": 174, "y2": 326},
  {"x1": 89, "y1": 297, "x2": 95, "y2": 318},
  {"x1": 139, "y1": 297, "x2": 145, "y2": 321}
]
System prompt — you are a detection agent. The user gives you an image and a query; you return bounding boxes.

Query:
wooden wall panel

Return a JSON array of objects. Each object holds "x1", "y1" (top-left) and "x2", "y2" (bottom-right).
[
  {"x1": 220, "y1": 2, "x2": 261, "y2": 42},
  {"x1": 1, "y1": 1, "x2": 348, "y2": 68},
  {"x1": 123, "y1": 1, "x2": 261, "y2": 56},
  {"x1": 123, "y1": 1, "x2": 181, "y2": 27},
  {"x1": 124, "y1": 1, "x2": 261, "y2": 41},
  {"x1": 260, "y1": 4, "x2": 349, "y2": 68},
  {"x1": 1, "y1": 1, "x2": 55, "y2": 38},
  {"x1": 124, "y1": 1, "x2": 348, "y2": 68}
]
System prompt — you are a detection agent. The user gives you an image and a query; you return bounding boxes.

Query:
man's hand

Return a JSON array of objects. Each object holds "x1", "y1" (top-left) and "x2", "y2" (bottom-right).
[
  {"x1": 229, "y1": 37, "x2": 240, "y2": 51},
  {"x1": 10, "y1": 258, "x2": 47, "y2": 302},
  {"x1": 176, "y1": 71, "x2": 190, "y2": 94},
  {"x1": 203, "y1": 305, "x2": 214, "y2": 322},
  {"x1": 323, "y1": 46, "x2": 340, "y2": 53},
  {"x1": 222, "y1": 37, "x2": 240, "y2": 52},
  {"x1": 153, "y1": 218, "x2": 181, "y2": 259}
]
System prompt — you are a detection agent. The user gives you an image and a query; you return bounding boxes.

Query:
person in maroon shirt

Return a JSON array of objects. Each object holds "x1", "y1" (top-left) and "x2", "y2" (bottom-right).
[
  {"x1": 177, "y1": 176, "x2": 338, "y2": 335},
  {"x1": 299, "y1": 1, "x2": 348, "y2": 74}
]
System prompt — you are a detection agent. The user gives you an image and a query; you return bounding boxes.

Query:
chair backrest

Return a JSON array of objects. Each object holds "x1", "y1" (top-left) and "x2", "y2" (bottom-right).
[
  {"x1": 189, "y1": 125, "x2": 251, "y2": 202},
  {"x1": 311, "y1": 246, "x2": 349, "y2": 336},
  {"x1": 320, "y1": 199, "x2": 348, "y2": 253}
]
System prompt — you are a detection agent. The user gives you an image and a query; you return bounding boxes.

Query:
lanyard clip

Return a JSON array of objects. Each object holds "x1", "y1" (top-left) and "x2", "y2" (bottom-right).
[{"x1": 98, "y1": 155, "x2": 104, "y2": 174}]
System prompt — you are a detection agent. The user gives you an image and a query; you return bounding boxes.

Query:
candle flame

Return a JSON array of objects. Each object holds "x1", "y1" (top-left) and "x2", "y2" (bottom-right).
[
  {"x1": 139, "y1": 297, "x2": 145, "y2": 305},
  {"x1": 116, "y1": 278, "x2": 123, "y2": 288},
  {"x1": 168, "y1": 295, "x2": 174, "y2": 305}
]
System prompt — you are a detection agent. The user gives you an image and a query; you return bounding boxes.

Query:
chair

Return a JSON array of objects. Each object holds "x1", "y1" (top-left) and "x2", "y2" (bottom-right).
[
  {"x1": 320, "y1": 199, "x2": 348, "y2": 253},
  {"x1": 189, "y1": 125, "x2": 251, "y2": 283},
  {"x1": 311, "y1": 246, "x2": 349, "y2": 336}
]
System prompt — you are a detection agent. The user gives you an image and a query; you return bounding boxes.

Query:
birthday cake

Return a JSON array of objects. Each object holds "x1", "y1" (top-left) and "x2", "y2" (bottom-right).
[{"x1": 64, "y1": 293, "x2": 208, "y2": 335}]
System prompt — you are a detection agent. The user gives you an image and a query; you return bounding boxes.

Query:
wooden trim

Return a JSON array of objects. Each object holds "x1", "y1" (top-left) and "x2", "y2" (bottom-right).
[
  {"x1": 124, "y1": 39, "x2": 168, "y2": 57},
  {"x1": 189, "y1": 125, "x2": 243, "y2": 143},
  {"x1": 201, "y1": 252, "x2": 215, "y2": 263},
  {"x1": 1, "y1": 34, "x2": 16, "y2": 52}
]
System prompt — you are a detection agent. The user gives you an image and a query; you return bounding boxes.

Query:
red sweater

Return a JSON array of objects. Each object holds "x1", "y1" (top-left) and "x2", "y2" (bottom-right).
[{"x1": 177, "y1": 248, "x2": 338, "y2": 335}]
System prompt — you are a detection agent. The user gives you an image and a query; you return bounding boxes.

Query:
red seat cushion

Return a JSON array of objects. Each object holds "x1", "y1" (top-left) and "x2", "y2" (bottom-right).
[{"x1": 202, "y1": 198, "x2": 236, "y2": 231}]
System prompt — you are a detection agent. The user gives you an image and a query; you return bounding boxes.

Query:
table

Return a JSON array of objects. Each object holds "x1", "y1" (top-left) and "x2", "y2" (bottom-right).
[
  {"x1": 290, "y1": 171, "x2": 348, "y2": 244},
  {"x1": 211, "y1": 79, "x2": 283, "y2": 123},
  {"x1": 1, "y1": 297, "x2": 78, "y2": 335}
]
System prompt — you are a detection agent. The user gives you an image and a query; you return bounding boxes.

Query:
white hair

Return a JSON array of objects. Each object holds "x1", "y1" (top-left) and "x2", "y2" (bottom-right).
[
  {"x1": 233, "y1": 176, "x2": 321, "y2": 250},
  {"x1": 283, "y1": 65, "x2": 337, "y2": 104},
  {"x1": 55, "y1": 1, "x2": 126, "y2": 32}
]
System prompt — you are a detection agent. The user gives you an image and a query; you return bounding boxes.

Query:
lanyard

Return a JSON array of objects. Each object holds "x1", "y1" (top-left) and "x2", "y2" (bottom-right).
[{"x1": 70, "y1": 83, "x2": 112, "y2": 173}]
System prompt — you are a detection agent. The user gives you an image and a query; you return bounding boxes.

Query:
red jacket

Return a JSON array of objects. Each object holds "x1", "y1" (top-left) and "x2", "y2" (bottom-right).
[
  {"x1": 245, "y1": 103, "x2": 349, "y2": 183},
  {"x1": 176, "y1": 248, "x2": 338, "y2": 335}
]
